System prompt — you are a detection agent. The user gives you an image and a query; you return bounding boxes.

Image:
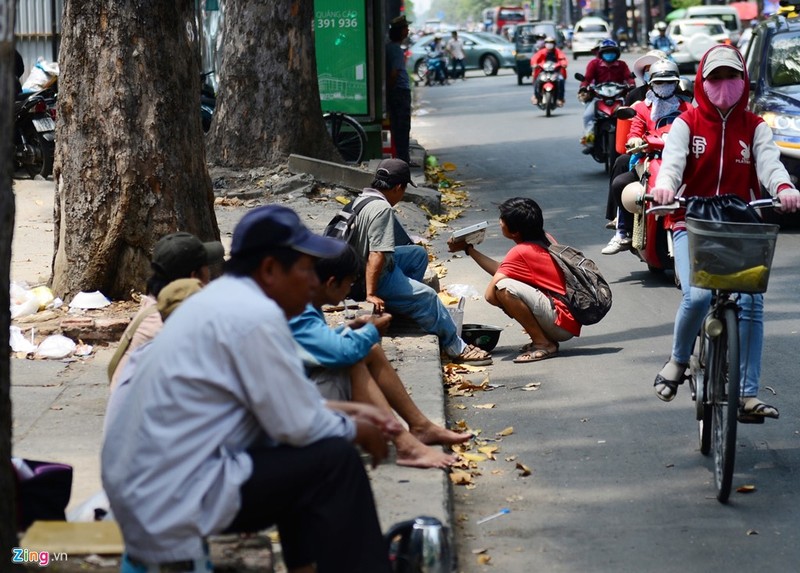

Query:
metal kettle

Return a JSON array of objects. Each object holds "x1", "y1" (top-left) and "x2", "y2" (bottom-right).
[{"x1": 385, "y1": 515, "x2": 453, "y2": 573}]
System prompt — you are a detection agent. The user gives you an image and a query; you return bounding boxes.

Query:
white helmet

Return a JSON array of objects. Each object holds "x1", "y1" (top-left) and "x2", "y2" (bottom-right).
[
  {"x1": 621, "y1": 181, "x2": 646, "y2": 214},
  {"x1": 648, "y1": 59, "x2": 680, "y2": 83}
]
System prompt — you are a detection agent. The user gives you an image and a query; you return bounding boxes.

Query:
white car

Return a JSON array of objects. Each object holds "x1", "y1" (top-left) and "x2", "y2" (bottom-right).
[
  {"x1": 571, "y1": 17, "x2": 611, "y2": 59},
  {"x1": 667, "y1": 18, "x2": 731, "y2": 74}
]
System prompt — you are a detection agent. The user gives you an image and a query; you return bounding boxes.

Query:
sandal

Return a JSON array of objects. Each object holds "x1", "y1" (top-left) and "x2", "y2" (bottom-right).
[
  {"x1": 514, "y1": 346, "x2": 558, "y2": 363},
  {"x1": 653, "y1": 361, "x2": 687, "y2": 402},
  {"x1": 453, "y1": 344, "x2": 493, "y2": 366},
  {"x1": 740, "y1": 397, "x2": 779, "y2": 419}
]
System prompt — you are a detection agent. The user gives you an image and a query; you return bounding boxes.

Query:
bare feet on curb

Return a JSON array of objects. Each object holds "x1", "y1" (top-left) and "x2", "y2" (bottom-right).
[
  {"x1": 411, "y1": 422, "x2": 473, "y2": 446},
  {"x1": 395, "y1": 434, "x2": 459, "y2": 469}
]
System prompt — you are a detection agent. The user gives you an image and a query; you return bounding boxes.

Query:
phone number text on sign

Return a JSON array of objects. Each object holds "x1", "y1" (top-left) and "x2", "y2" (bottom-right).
[{"x1": 317, "y1": 17, "x2": 359, "y2": 28}]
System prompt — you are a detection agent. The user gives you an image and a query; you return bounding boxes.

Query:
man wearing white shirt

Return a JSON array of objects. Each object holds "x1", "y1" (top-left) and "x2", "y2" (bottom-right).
[
  {"x1": 103, "y1": 205, "x2": 398, "y2": 573},
  {"x1": 446, "y1": 30, "x2": 466, "y2": 80}
]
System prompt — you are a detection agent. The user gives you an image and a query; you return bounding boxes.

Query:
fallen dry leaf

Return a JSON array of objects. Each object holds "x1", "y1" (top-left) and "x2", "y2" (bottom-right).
[
  {"x1": 497, "y1": 426, "x2": 514, "y2": 437},
  {"x1": 449, "y1": 470, "x2": 474, "y2": 485},
  {"x1": 521, "y1": 382, "x2": 541, "y2": 392},
  {"x1": 516, "y1": 462, "x2": 532, "y2": 477},
  {"x1": 737, "y1": 485, "x2": 757, "y2": 493},
  {"x1": 505, "y1": 455, "x2": 517, "y2": 462},
  {"x1": 471, "y1": 548, "x2": 488, "y2": 555},
  {"x1": 473, "y1": 403, "x2": 496, "y2": 409},
  {"x1": 477, "y1": 554, "x2": 491, "y2": 565},
  {"x1": 478, "y1": 446, "x2": 499, "y2": 460},
  {"x1": 462, "y1": 453, "x2": 487, "y2": 463},
  {"x1": 746, "y1": 529, "x2": 759, "y2": 536},
  {"x1": 454, "y1": 404, "x2": 467, "y2": 410}
]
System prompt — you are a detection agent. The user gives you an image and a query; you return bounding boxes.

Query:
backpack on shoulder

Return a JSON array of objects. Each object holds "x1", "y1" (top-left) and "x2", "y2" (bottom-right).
[
  {"x1": 547, "y1": 244, "x2": 612, "y2": 326},
  {"x1": 323, "y1": 196, "x2": 381, "y2": 242}
]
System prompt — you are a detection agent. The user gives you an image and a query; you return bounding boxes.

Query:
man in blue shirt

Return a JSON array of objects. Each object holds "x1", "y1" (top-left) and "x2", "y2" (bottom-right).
[{"x1": 386, "y1": 15, "x2": 413, "y2": 163}]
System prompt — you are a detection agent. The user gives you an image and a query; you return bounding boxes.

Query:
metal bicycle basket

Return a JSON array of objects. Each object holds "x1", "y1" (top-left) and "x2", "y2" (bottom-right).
[{"x1": 686, "y1": 217, "x2": 779, "y2": 293}]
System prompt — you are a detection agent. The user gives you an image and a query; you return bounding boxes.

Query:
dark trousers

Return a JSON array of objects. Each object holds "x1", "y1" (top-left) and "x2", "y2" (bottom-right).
[
  {"x1": 387, "y1": 88, "x2": 411, "y2": 163},
  {"x1": 606, "y1": 153, "x2": 632, "y2": 220},
  {"x1": 225, "y1": 438, "x2": 390, "y2": 573},
  {"x1": 608, "y1": 153, "x2": 637, "y2": 234},
  {"x1": 451, "y1": 58, "x2": 465, "y2": 78}
]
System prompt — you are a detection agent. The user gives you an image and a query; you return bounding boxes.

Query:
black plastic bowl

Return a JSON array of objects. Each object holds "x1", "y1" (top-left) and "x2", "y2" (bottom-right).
[{"x1": 461, "y1": 324, "x2": 503, "y2": 352}]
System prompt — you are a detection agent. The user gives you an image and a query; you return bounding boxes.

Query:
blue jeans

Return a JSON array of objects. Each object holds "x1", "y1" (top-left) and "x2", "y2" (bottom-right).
[
  {"x1": 672, "y1": 230, "x2": 763, "y2": 396},
  {"x1": 377, "y1": 245, "x2": 464, "y2": 356}
]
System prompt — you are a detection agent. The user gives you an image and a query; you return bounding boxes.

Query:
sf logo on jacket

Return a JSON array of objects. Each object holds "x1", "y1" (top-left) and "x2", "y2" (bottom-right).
[{"x1": 692, "y1": 136, "x2": 707, "y2": 158}]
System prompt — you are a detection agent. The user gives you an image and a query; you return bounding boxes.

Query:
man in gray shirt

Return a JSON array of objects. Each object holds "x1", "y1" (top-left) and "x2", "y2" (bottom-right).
[{"x1": 103, "y1": 205, "x2": 398, "y2": 573}]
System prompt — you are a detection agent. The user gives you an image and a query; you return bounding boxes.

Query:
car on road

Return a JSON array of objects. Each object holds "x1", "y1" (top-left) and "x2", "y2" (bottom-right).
[
  {"x1": 511, "y1": 21, "x2": 564, "y2": 85},
  {"x1": 744, "y1": 9, "x2": 800, "y2": 186},
  {"x1": 406, "y1": 31, "x2": 516, "y2": 79},
  {"x1": 667, "y1": 18, "x2": 731, "y2": 73},
  {"x1": 571, "y1": 17, "x2": 611, "y2": 59}
]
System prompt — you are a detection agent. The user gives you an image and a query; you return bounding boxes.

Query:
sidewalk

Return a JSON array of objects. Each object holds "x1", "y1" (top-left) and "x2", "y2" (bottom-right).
[{"x1": 10, "y1": 148, "x2": 454, "y2": 571}]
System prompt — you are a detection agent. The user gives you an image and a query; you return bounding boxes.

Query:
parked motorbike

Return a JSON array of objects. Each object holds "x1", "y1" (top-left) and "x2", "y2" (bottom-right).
[
  {"x1": 575, "y1": 73, "x2": 630, "y2": 173},
  {"x1": 200, "y1": 71, "x2": 216, "y2": 133},
  {"x1": 13, "y1": 89, "x2": 56, "y2": 179},
  {"x1": 619, "y1": 108, "x2": 683, "y2": 274},
  {"x1": 532, "y1": 62, "x2": 563, "y2": 117}
]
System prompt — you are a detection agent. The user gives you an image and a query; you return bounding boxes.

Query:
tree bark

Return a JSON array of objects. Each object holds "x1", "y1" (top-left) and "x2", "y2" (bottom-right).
[
  {"x1": 52, "y1": 0, "x2": 219, "y2": 301},
  {"x1": 206, "y1": 0, "x2": 340, "y2": 168},
  {"x1": 1, "y1": 0, "x2": 18, "y2": 556}
]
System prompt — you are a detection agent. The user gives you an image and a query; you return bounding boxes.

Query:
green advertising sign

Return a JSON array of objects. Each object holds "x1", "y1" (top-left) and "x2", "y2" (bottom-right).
[{"x1": 314, "y1": 0, "x2": 368, "y2": 115}]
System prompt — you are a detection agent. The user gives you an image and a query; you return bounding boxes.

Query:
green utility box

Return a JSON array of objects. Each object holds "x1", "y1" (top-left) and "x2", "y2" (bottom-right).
[{"x1": 314, "y1": 0, "x2": 386, "y2": 160}]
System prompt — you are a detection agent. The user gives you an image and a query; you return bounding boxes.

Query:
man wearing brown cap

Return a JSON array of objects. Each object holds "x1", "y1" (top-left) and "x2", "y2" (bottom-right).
[
  {"x1": 348, "y1": 159, "x2": 492, "y2": 365},
  {"x1": 387, "y1": 15, "x2": 413, "y2": 162},
  {"x1": 108, "y1": 232, "x2": 224, "y2": 389},
  {"x1": 103, "y1": 205, "x2": 398, "y2": 572}
]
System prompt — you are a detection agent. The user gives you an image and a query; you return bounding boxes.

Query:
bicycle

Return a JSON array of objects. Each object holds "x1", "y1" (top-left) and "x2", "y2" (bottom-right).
[
  {"x1": 647, "y1": 194, "x2": 781, "y2": 503},
  {"x1": 322, "y1": 112, "x2": 368, "y2": 165}
]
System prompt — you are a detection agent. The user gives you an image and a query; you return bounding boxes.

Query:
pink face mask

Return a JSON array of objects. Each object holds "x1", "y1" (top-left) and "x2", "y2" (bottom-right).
[{"x1": 704, "y1": 78, "x2": 745, "y2": 110}]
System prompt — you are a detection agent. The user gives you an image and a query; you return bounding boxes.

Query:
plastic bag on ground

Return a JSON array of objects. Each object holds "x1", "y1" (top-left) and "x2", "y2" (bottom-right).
[
  {"x1": 35, "y1": 335, "x2": 76, "y2": 359},
  {"x1": 445, "y1": 283, "x2": 481, "y2": 298},
  {"x1": 10, "y1": 326, "x2": 37, "y2": 354}
]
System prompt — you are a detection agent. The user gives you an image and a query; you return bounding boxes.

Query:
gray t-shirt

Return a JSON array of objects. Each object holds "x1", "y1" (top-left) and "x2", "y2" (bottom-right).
[{"x1": 350, "y1": 189, "x2": 396, "y2": 273}]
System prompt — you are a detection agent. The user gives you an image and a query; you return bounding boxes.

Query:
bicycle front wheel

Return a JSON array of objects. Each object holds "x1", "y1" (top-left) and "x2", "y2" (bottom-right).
[
  {"x1": 710, "y1": 306, "x2": 740, "y2": 503},
  {"x1": 323, "y1": 113, "x2": 367, "y2": 165}
]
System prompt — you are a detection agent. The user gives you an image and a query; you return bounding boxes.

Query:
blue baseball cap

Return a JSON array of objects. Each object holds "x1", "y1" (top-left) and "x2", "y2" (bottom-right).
[{"x1": 230, "y1": 205, "x2": 346, "y2": 259}]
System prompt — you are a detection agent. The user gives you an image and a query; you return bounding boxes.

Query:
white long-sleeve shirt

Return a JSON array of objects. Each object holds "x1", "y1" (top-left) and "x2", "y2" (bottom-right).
[{"x1": 102, "y1": 274, "x2": 354, "y2": 563}]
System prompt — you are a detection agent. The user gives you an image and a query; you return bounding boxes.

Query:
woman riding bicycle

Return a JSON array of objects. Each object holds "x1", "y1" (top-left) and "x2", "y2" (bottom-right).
[{"x1": 651, "y1": 46, "x2": 800, "y2": 417}]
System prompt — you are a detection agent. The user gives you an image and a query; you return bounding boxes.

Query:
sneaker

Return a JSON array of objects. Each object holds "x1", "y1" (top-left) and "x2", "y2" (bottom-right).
[{"x1": 601, "y1": 235, "x2": 632, "y2": 255}]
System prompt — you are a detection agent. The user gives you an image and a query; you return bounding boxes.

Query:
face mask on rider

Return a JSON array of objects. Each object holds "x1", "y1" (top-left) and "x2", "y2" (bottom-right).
[
  {"x1": 601, "y1": 52, "x2": 618, "y2": 63},
  {"x1": 651, "y1": 82, "x2": 677, "y2": 98},
  {"x1": 704, "y1": 78, "x2": 745, "y2": 110},
  {"x1": 545, "y1": 42, "x2": 555, "y2": 50}
]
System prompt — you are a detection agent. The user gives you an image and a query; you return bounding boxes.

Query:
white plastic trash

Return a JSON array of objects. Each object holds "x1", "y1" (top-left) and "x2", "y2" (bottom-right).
[
  {"x1": 446, "y1": 296, "x2": 465, "y2": 338},
  {"x1": 69, "y1": 291, "x2": 111, "y2": 309},
  {"x1": 9, "y1": 326, "x2": 37, "y2": 354},
  {"x1": 36, "y1": 335, "x2": 76, "y2": 359}
]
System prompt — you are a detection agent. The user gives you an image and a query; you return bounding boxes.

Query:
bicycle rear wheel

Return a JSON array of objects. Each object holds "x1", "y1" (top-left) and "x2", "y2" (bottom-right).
[
  {"x1": 323, "y1": 112, "x2": 367, "y2": 165},
  {"x1": 690, "y1": 348, "x2": 712, "y2": 456},
  {"x1": 710, "y1": 306, "x2": 740, "y2": 503}
]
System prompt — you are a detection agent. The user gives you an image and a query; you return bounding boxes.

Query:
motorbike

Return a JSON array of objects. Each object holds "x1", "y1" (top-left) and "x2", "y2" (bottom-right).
[
  {"x1": 619, "y1": 108, "x2": 683, "y2": 274},
  {"x1": 13, "y1": 88, "x2": 56, "y2": 179},
  {"x1": 423, "y1": 49, "x2": 449, "y2": 86},
  {"x1": 532, "y1": 62, "x2": 563, "y2": 117},
  {"x1": 200, "y1": 71, "x2": 216, "y2": 133},
  {"x1": 575, "y1": 73, "x2": 630, "y2": 173}
]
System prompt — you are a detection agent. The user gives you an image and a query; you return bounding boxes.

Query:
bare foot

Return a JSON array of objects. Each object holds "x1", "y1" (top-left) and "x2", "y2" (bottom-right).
[
  {"x1": 411, "y1": 422, "x2": 472, "y2": 446},
  {"x1": 395, "y1": 434, "x2": 459, "y2": 469}
]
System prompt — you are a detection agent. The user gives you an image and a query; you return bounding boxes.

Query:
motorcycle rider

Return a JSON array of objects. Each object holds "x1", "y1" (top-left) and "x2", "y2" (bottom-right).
[
  {"x1": 578, "y1": 39, "x2": 635, "y2": 153},
  {"x1": 650, "y1": 22, "x2": 676, "y2": 53},
  {"x1": 602, "y1": 59, "x2": 692, "y2": 254},
  {"x1": 427, "y1": 35, "x2": 449, "y2": 85},
  {"x1": 530, "y1": 36, "x2": 568, "y2": 107}
]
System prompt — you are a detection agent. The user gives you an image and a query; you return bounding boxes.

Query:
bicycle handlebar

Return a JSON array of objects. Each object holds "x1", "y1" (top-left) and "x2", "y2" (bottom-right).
[{"x1": 643, "y1": 195, "x2": 781, "y2": 215}]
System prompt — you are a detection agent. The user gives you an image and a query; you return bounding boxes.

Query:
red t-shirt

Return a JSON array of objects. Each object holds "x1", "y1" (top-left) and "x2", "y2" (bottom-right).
[{"x1": 497, "y1": 243, "x2": 581, "y2": 336}]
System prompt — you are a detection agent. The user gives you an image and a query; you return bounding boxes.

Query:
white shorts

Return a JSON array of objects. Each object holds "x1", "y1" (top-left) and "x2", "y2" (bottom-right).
[{"x1": 495, "y1": 278, "x2": 574, "y2": 342}]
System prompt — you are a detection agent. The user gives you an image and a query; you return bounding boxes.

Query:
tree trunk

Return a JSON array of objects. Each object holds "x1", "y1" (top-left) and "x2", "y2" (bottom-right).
[
  {"x1": 1, "y1": 0, "x2": 19, "y2": 556},
  {"x1": 52, "y1": 0, "x2": 219, "y2": 301},
  {"x1": 206, "y1": 0, "x2": 340, "y2": 168}
]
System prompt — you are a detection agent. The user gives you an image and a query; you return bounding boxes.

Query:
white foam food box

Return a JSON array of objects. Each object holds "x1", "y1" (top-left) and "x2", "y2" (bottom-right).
[{"x1": 451, "y1": 221, "x2": 489, "y2": 245}]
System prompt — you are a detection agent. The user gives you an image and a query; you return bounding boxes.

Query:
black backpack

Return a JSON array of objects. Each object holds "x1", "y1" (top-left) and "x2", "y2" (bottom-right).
[
  {"x1": 323, "y1": 196, "x2": 381, "y2": 242},
  {"x1": 547, "y1": 244, "x2": 612, "y2": 326}
]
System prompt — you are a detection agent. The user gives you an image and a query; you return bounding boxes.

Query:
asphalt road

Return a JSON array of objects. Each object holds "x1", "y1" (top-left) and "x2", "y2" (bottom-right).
[{"x1": 414, "y1": 58, "x2": 800, "y2": 572}]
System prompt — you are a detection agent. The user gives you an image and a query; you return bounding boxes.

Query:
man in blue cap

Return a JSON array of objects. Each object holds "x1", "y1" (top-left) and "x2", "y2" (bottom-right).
[{"x1": 103, "y1": 205, "x2": 398, "y2": 573}]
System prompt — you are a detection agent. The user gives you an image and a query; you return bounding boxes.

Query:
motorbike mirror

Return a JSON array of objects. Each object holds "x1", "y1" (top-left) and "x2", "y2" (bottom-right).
[
  {"x1": 616, "y1": 107, "x2": 636, "y2": 120},
  {"x1": 574, "y1": 72, "x2": 585, "y2": 82}
]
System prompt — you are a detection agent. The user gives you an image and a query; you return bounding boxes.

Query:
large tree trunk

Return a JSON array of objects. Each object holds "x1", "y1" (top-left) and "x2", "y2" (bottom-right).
[
  {"x1": 206, "y1": 0, "x2": 340, "y2": 168},
  {"x1": 1, "y1": 0, "x2": 18, "y2": 556},
  {"x1": 52, "y1": 0, "x2": 219, "y2": 301}
]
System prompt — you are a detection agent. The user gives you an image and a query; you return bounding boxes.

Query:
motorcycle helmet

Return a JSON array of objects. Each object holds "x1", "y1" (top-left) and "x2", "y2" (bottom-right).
[
  {"x1": 621, "y1": 181, "x2": 646, "y2": 214},
  {"x1": 633, "y1": 49, "x2": 668, "y2": 82},
  {"x1": 597, "y1": 39, "x2": 620, "y2": 62},
  {"x1": 648, "y1": 59, "x2": 680, "y2": 83}
]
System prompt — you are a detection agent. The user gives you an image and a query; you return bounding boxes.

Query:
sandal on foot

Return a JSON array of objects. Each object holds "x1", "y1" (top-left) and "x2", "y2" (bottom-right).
[
  {"x1": 740, "y1": 397, "x2": 779, "y2": 419},
  {"x1": 453, "y1": 344, "x2": 493, "y2": 366},
  {"x1": 514, "y1": 346, "x2": 558, "y2": 363},
  {"x1": 653, "y1": 363, "x2": 687, "y2": 402}
]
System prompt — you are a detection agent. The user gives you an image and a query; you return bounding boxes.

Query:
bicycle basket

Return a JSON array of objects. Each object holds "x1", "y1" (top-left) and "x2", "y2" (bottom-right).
[{"x1": 686, "y1": 217, "x2": 779, "y2": 293}]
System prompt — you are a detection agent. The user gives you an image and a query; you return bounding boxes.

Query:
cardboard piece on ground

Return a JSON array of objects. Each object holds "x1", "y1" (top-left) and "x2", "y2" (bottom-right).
[{"x1": 20, "y1": 521, "x2": 124, "y2": 555}]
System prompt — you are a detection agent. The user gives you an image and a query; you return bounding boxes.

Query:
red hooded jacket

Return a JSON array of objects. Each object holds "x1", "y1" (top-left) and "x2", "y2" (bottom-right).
[{"x1": 580, "y1": 57, "x2": 634, "y2": 89}]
